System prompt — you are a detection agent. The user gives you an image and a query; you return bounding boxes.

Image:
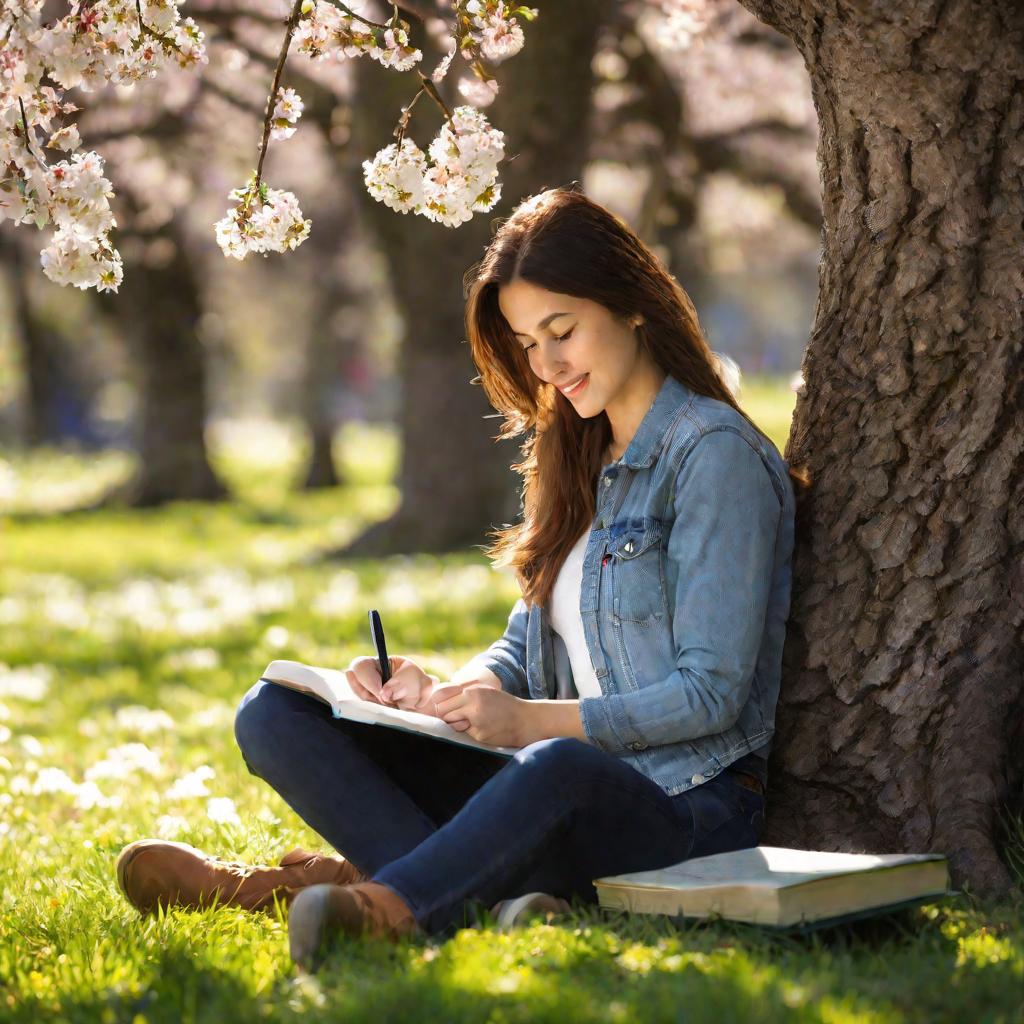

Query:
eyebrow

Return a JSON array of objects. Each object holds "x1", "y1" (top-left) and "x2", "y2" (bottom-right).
[{"x1": 512, "y1": 311, "x2": 572, "y2": 340}]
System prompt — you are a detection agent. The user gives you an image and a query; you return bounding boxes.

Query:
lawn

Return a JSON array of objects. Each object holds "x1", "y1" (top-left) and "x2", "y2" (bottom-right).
[{"x1": 1, "y1": 375, "x2": 1022, "y2": 1023}]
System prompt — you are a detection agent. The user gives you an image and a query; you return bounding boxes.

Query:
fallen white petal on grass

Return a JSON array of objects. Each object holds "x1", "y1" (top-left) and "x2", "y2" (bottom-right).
[
  {"x1": 0, "y1": 664, "x2": 54, "y2": 702},
  {"x1": 206, "y1": 796, "x2": 242, "y2": 826},
  {"x1": 165, "y1": 765, "x2": 216, "y2": 800},
  {"x1": 263, "y1": 625, "x2": 290, "y2": 649},
  {"x1": 163, "y1": 647, "x2": 221, "y2": 672},
  {"x1": 114, "y1": 705, "x2": 176, "y2": 734},
  {"x1": 85, "y1": 742, "x2": 163, "y2": 780},
  {"x1": 156, "y1": 814, "x2": 192, "y2": 838},
  {"x1": 19, "y1": 735, "x2": 45, "y2": 757},
  {"x1": 311, "y1": 570, "x2": 361, "y2": 618},
  {"x1": 74, "y1": 780, "x2": 122, "y2": 809},
  {"x1": 31, "y1": 767, "x2": 79, "y2": 795}
]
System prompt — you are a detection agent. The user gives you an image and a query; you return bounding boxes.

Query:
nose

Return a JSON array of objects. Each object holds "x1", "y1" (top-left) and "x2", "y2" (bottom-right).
[{"x1": 533, "y1": 339, "x2": 569, "y2": 384}]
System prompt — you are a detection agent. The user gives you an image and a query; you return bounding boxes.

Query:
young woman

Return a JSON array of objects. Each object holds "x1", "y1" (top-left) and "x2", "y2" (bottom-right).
[{"x1": 115, "y1": 185, "x2": 802, "y2": 971}]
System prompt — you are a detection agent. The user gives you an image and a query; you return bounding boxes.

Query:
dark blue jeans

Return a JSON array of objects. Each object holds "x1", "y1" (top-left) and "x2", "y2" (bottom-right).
[{"x1": 234, "y1": 679, "x2": 766, "y2": 937}]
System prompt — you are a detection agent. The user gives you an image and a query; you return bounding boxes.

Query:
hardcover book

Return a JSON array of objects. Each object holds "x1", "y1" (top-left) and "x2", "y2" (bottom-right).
[{"x1": 594, "y1": 845, "x2": 952, "y2": 930}]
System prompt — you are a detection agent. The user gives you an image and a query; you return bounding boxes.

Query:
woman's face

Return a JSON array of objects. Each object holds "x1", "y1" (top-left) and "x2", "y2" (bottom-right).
[{"x1": 497, "y1": 277, "x2": 653, "y2": 420}]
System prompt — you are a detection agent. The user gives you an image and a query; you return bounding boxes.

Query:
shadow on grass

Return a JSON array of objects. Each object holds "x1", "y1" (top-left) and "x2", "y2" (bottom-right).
[{"x1": 10, "y1": 889, "x2": 1023, "y2": 1024}]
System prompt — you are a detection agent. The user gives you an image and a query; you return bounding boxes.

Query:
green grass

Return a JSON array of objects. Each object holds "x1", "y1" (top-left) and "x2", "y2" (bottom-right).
[{"x1": 1, "y1": 380, "x2": 1022, "y2": 1023}]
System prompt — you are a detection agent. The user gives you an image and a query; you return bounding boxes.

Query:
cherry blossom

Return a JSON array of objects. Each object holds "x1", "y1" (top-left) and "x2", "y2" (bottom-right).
[
  {"x1": 2, "y1": 0, "x2": 538, "y2": 290},
  {"x1": 1, "y1": 0, "x2": 207, "y2": 290},
  {"x1": 270, "y1": 86, "x2": 304, "y2": 142},
  {"x1": 464, "y1": 1, "x2": 531, "y2": 62},
  {"x1": 294, "y1": 2, "x2": 422, "y2": 71},
  {"x1": 362, "y1": 105, "x2": 505, "y2": 226},
  {"x1": 214, "y1": 175, "x2": 312, "y2": 260},
  {"x1": 362, "y1": 138, "x2": 430, "y2": 214}
]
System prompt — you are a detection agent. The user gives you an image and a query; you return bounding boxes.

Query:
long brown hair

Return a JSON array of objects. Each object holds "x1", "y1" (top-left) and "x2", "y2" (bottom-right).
[{"x1": 463, "y1": 184, "x2": 810, "y2": 609}]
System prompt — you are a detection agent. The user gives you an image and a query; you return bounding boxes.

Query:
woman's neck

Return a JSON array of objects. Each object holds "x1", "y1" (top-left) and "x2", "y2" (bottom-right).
[{"x1": 603, "y1": 361, "x2": 666, "y2": 466}]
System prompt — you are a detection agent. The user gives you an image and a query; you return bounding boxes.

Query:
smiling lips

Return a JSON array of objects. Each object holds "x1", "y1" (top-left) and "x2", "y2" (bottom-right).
[{"x1": 559, "y1": 373, "x2": 589, "y2": 398}]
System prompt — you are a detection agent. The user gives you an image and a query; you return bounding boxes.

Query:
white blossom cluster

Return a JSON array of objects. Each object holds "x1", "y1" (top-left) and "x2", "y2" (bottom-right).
[
  {"x1": 362, "y1": 105, "x2": 505, "y2": 227},
  {"x1": 3, "y1": 0, "x2": 539, "y2": 287},
  {"x1": 294, "y1": 2, "x2": 422, "y2": 71},
  {"x1": 447, "y1": 0, "x2": 538, "y2": 108},
  {"x1": 214, "y1": 176, "x2": 312, "y2": 260},
  {"x1": 270, "y1": 86, "x2": 304, "y2": 142},
  {"x1": 0, "y1": 0, "x2": 207, "y2": 291},
  {"x1": 463, "y1": 0, "x2": 529, "y2": 62}
]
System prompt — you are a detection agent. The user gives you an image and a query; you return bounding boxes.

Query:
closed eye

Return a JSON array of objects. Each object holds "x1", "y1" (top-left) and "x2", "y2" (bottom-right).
[{"x1": 524, "y1": 327, "x2": 573, "y2": 353}]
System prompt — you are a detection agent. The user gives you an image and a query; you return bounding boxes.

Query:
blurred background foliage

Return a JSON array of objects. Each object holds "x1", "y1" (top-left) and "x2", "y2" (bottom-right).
[{"x1": 0, "y1": 0, "x2": 814, "y2": 533}]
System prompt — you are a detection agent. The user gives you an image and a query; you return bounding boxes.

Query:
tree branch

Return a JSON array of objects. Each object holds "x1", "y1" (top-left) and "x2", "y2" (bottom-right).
[{"x1": 254, "y1": 0, "x2": 306, "y2": 187}]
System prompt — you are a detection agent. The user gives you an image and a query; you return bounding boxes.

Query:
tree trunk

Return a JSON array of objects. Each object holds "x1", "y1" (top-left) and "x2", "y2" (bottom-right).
[
  {"x1": 733, "y1": 0, "x2": 1024, "y2": 900},
  {"x1": 108, "y1": 219, "x2": 225, "y2": 506},
  {"x1": 304, "y1": 420, "x2": 339, "y2": 489},
  {"x1": 298, "y1": 177, "x2": 367, "y2": 491},
  {"x1": 333, "y1": 0, "x2": 616, "y2": 555},
  {"x1": 1, "y1": 237, "x2": 99, "y2": 448}
]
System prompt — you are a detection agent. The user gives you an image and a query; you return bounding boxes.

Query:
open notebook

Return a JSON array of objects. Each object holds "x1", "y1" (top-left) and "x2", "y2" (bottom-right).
[
  {"x1": 259, "y1": 660, "x2": 518, "y2": 758},
  {"x1": 594, "y1": 845, "x2": 952, "y2": 930}
]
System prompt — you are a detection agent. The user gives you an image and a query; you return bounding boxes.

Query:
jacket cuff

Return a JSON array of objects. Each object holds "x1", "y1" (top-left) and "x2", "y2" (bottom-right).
[
  {"x1": 477, "y1": 654, "x2": 528, "y2": 699},
  {"x1": 579, "y1": 693, "x2": 646, "y2": 754}
]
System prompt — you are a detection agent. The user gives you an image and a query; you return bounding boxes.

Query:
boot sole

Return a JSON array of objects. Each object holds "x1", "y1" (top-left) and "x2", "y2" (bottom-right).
[
  {"x1": 493, "y1": 892, "x2": 572, "y2": 931},
  {"x1": 288, "y1": 884, "x2": 342, "y2": 972}
]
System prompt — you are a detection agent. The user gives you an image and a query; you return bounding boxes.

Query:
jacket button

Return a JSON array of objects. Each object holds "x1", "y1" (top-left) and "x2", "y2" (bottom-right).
[
  {"x1": 623, "y1": 540, "x2": 634, "y2": 553},
  {"x1": 629, "y1": 741, "x2": 647, "y2": 751},
  {"x1": 602, "y1": 478, "x2": 611, "y2": 487},
  {"x1": 691, "y1": 774, "x2": 702, "y2": 785}
]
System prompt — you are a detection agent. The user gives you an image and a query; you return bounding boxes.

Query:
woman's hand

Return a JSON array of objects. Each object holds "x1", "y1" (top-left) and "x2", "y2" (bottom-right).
[
  {"x1": 431, "y1": 685, "x2": 538, "y2": 748},
  {"x1": 345, "y1": 655, "x2": 438, "y2": 712}
]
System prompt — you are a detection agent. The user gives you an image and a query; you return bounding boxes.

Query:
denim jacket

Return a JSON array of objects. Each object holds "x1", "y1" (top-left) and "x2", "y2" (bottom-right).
[{"x1": 479, "y1": 373, "x2": 796, "y2": 797}]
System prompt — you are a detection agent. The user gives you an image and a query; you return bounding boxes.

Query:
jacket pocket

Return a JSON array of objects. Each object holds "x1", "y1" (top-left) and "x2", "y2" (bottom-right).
[{"x1": 608, "y1": 516, "x2": 667, "y2": 624}]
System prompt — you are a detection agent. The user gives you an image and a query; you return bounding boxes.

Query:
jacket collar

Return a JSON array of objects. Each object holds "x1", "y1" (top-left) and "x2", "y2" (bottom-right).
[{"x1": 617, "y1": 374, "x2": 694, "y2": 469}]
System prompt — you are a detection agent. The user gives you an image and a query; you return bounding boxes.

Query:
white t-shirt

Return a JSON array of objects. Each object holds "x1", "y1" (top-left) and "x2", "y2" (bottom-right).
[{"x1": 547, "y1": 528, "x2": 603, "y2": 699}]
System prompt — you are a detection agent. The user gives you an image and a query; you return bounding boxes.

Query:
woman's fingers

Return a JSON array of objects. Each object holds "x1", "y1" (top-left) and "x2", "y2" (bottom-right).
[
  {"x1": 431, "y1": 681, "x2": 471, "y2": 706},
  {"x1": 381, "y1": 679, "x2": 410, "y2": 705},
  {"x1": 435, "y1": 691, "x2": 476, "y2": 730},
  {"x1": 433, "y1": 691, "x2": 465, "y2": 715},
  {"x1": 346, "y1": 668, "x2": 387, "y2": 705}
]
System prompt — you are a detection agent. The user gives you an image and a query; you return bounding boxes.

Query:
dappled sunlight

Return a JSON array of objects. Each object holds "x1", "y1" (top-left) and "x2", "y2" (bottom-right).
[
  {"x1": 1, "y1": 385, "x2": 1020, "y2": 1022},
  {"x1": 0, "y1": 448, "x2": 135, "y2": 515}
]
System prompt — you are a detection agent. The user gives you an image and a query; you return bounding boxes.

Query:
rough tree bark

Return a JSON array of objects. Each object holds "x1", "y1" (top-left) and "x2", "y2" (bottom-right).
[
  {"x1": 732, "y1": 0, "x2": 1024, "y2": 900},
  {"x1": 333, "y1": 0, "x2": 616, "y2": 555}
]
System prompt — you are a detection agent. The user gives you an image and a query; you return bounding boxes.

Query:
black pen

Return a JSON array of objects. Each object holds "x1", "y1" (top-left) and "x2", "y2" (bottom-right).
[{"x1": 369, "y1": 609, "x2": 392, "y2": 685}]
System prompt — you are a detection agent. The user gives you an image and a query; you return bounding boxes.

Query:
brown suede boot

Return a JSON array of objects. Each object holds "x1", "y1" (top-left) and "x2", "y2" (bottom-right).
[
  {"x1": 288, "y1": 882, "x2": 422, "y2": 969},
  {"x1": 115, "y1": 840, "x2": 370, "y2": 915}
]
